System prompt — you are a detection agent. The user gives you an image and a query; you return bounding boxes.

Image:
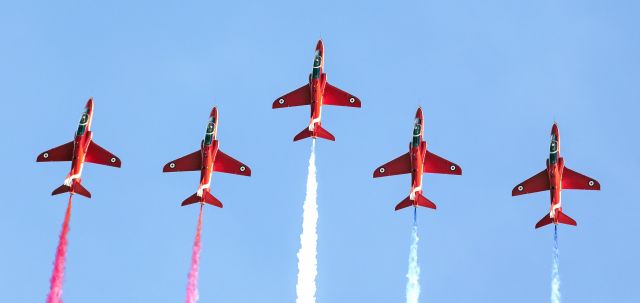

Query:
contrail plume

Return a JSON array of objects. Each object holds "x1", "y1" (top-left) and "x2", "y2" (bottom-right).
[
  {"x1": 296, "y1": 140, "x2": 319, "y2": 303},
  {"x1": 551, "y1": 225, "x2": 561, "y2": 303},
  {"x1": 406, "y1": 208, "x2": 421, "y2": 303},
  {"x1": 46, "y1": 195, "x2": 73, "y2": 303},
  {"x1": 185, "y1": 205, "x2": 204, "y2": 303}
]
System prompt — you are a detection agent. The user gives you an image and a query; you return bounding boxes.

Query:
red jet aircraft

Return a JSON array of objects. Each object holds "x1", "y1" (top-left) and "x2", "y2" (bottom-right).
[
  {"x1": 36, "y1": 98, "x2": 122, "y2": 198},
  {"x1": 512, "y1": 123, "x2": 600, "y2": 228},
  {"x1": 272, "y1": 39, "x2": 361, "y2": 141},
  {"x1": 373, "y1": 107, "x2": 462, "y2": 211},
  {"x1": 163, "y1": 107, "x2": 251, "y2": 207}
]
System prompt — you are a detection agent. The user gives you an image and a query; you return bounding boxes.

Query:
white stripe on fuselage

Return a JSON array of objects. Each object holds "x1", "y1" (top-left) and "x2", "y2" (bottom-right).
[
  {"x1": 409, "y1": 185, "x2": 422, "y2": 200},
  {"x1": 550, "y1": 192, "x2": 562, "y2": 218},
  {"x1": 197, "y1": 183, "x2": 210, "y2": 197},
  {"x1": 309, "y1": 117, "x2": 321, "y2": 131}
]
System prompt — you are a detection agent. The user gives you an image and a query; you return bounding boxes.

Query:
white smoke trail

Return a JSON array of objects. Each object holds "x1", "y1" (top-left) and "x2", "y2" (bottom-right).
[
  {"x1": 296, "y1": 140, "x2": 318, "y2": 303},
  {"x1": 406, "y1": 219, "x2": 421, "y2": 303},
  {"x1": 551, "y1": 225, "x2": 561, "y2": 303}
]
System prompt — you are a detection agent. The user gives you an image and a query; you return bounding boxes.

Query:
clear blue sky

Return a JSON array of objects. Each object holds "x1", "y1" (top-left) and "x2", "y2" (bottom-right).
[{"x1": 1, "y1": 1, "x2": 638, "y2": 302}]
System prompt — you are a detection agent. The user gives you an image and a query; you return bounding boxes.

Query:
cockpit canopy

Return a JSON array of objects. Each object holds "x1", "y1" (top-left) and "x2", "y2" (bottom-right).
[
  {"x1": 312, "y1": 50, "x2": 322, "y2": 79},
  {"x1": 76, "y1": 112, "x2": 89, "y2": 136},
  {"x1": 204, "y1": 118, "x2": 216, "y2": 146},
  {"x1": 412, "y1": 118, "x2": 422, "y2": 147},
  {"x1": 549, "y1": 134, "x2": 558, "y2": 164}
]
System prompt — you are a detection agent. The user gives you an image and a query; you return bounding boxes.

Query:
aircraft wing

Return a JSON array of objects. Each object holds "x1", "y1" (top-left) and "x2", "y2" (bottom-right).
[
  {"x1": 36, "y1": 141, "x2": 75, "y2": 162},
  {"x1": 213, "y1": 150, "x2": 251, "y2": 176},
  {"x1": 512, "y1": 169, "x2": 550, "y2": 196},
  {"x1": 273, "y1": 84, "x2": 311, "y2": 108},
  {"x1": 373, "y1": 152, "x2": 411, "y2": 178},
  {"x1": 163, "y1": 150, "x2": 202, "y2": 172},
  {"x1": 562, "y1": 167, "x2": 600, "y2": 190},
  {"x1": 85, "y1": 141, "x2": 122, "y2": 167},
  {"x1": 423, "y1": 150, "x2": 462, "y2": 175},
  {"x1": 323, "y1": 83, "x2": 361, "y2": 108}
]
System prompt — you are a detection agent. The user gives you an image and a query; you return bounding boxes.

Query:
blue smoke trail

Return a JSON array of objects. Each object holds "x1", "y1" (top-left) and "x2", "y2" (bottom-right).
[
  {"x1": 406, "y1": 208, "x2": 420, "y2": 303},
  {"x1": 551, "y1": 225, "x2": 561, "y2": 303}
]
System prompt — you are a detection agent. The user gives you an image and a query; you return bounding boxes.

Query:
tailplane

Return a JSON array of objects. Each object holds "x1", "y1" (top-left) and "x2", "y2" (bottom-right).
[
  {"x1": 51, "y1": 182, "x2": 91, "y2": 198},
  {"x1": 394, "y1": 194, "x2": 437, "y2": 211},
  {"x1": 535, "y1": 211, "x2": 577, "y2": 229},
  {"x1": 293, "y1": 125, "x2": 335, "y2": 141},
  {"x1": 181, "y1": 191, "x2": 223, "y2": 208}
]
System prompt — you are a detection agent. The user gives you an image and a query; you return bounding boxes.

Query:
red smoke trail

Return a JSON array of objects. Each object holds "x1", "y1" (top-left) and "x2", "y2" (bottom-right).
[
  {"x1": 185, "y1": 204, "x2": 204, "y2": 303},
  {"x1": 46, "y1": 195, "x2": 73, "y2": 303}
]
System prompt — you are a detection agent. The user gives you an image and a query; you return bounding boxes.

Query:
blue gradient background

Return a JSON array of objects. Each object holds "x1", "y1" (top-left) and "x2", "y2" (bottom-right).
[{"x1": 1, "y1": 1, "x2": 638, "y2": 302}]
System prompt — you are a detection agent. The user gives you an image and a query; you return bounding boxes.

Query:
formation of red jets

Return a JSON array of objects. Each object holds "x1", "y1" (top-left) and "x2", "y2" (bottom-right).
[{"x1": 36, "y1": 39, "x2": 600, "y2": 229}]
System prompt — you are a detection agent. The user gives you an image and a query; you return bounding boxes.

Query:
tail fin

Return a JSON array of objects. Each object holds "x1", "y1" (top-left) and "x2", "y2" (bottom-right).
[
  {"x1": 181, "y1": 192, "x2": 223, "y2": 208},
  {"x1": 394, "y1": 194, "x2": 437, "y2": 211},
  {"x1": 535, "y1": 212, "x2": 577, "y2": 229},
  {"x1": 293, "y1": 125, "x2": 336, "y2": 141},
  {"x1": 51, "y1": 182, "x2": 91, "y2": 198}
]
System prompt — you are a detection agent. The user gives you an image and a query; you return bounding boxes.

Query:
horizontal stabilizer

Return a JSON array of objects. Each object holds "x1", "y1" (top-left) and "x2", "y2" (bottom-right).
[
  {"x1": 395, "y1": 196, "x2": 413, "y2": 211},
  {"x1": 181, "y1": 193, "x2": 200, "y2": 206},
  {"x1": 556, "y1": 211, "x2": 577, "y2": 226},
  {"x1": 394, "y1": 194, "x2": 436, "y2": 211},
  {"x1": 534, "y1": 214, "x2": 553, "y2": 229},
  {"x1": 181, "y1": 192, "x2": 223, "y2": 208},
  {"x1": 293, "y1": 125, "x2": 335, "y2": 141},
  {"x1": 415, "y1": 193, "x2": 437, "y2": 209},
  {"x1": 51, "y1": 182, "x2": 91, "y2": 198},
  {"x1": 314, "y1": 125, "x2": 335, "y2": 141},
  {"x1": 534, "y1": 212, "x2": 577, "y2": 229}
]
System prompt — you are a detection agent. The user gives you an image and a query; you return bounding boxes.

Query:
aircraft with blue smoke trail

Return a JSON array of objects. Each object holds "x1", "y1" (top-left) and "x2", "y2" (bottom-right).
[
  {"x1": 36, "y1": 98, "x2": 122, "y2": 198},
  {"x1": 162, "y1": 107, "x2": 251, "y2": 207},
  {"x1": 512, "y1": 123, "x2": 600, "y2": 228},
  {"x1": 373, "y1": 107, "x2": 462, "y2": 211},
  {"x1": 272, "y1": 39, "x2": 361, "y2": 141}
]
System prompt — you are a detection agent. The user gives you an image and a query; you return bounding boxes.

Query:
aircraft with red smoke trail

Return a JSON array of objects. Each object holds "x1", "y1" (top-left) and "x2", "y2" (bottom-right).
[
  {"x1": 36, "y1": 98, "x2": 122, "y2": 198},
  {"x1": 162, "y1": 107, "x2": 251, "y2": 207},
  {"x1": 512, "y1": 123, "x2": 600, "y2": 228},
  {"x1": 272, "y1": 39, "x2": 361, "y2": 141},
  {"x1": 373, "y1": 107, "x2": 462, "y2": 211}
]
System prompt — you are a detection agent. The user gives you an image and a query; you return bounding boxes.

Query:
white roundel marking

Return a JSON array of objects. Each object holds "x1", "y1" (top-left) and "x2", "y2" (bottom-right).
[
  {"x1": 110, "y1": 157, "x2": 117, "y2": 163},
  {"x1": 240, "y1": 166, "x2": 246, "y2": 172},
  {"x1": 450, "y1": 165, "x2": 456, "y2": 171},
  {"x1": 379, "y1": 167, "x2": 386, "y2": 173},
  {"x1": 517, "y1": 185, "x2": 524, "y2": 191},
  {"x1": 349, "y1": 97, "x2": 355, "y2": 104},
  {"x1": 278, "y1": 98, "x2": 285, "y2": 105},
  {"x1": 43, "y1": 153, "x2": 49, "y2": 159},
  {"x1": 169, "y1": 163, "x2": 176, "y2": 169},
  {"x1": 588, "y1": 180, "x2": 595, "y2": 187}
]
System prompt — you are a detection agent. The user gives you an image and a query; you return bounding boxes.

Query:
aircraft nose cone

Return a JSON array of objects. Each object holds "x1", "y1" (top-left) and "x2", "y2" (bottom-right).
[
  {"x1": 86, "y1": 97, "x2": 94, "y2": 109},
  {"x1": 415, "y1": 106, "x2": 423, "y2": 119},
  {"x1": 551, "y1": 123, "x2": 559, "y2": 135},
  {"x1": 316, "y1": 39, "x2": 324, "y2": 53},
  {"x1": 210, "y1": 106, "x2": 218, "y2": 119}
]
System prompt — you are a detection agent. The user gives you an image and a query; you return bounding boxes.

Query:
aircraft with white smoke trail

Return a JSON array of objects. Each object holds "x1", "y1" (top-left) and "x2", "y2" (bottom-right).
[
  {"x1": 272, "y1": 39, "x2": 361, "y2": 141},
  {"x1": 163, "y1": 106, "x2": 251, "y2": 207},
  {"x1": 512, "y1": 123, "x2": 600, "y2": 228},
  {"x1": 373, "y1": 107, "x2": 462, "y2": 211},
  {"x1": 36, "y1": 98, "x2": 122, "y2": 198}
]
